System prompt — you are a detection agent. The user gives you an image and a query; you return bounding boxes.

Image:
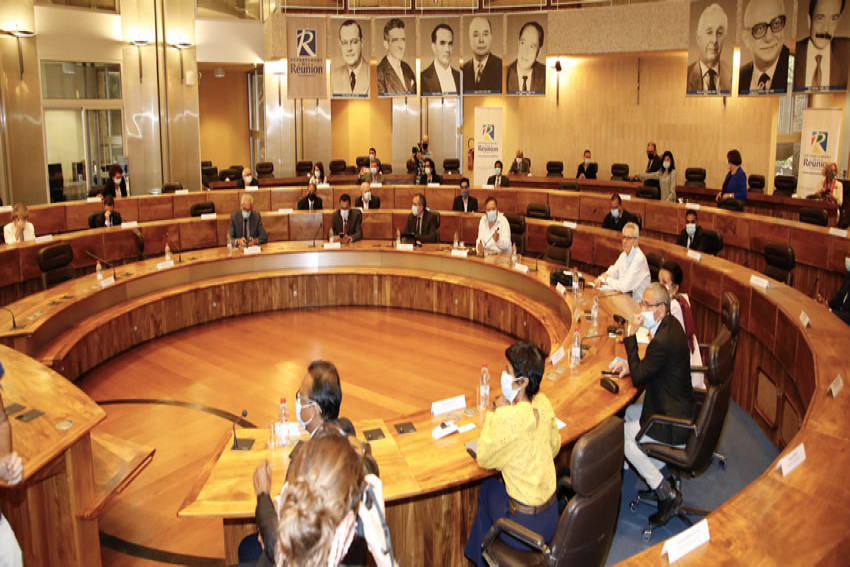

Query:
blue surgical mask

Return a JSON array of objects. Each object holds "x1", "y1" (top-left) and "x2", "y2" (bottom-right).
[
  {"x1": 461, "y1": 190, "x2": 469, "y2": 199},
  {"x1": 363, "y1": 191, "x2": 371, "y2": 202},
  {"x1": 627, "y1": 247, "x2": 637, "y2": 263},
  {"x1": 663, "y1": 161, "x2": 671, "y2": 170},
  {"x1": 500, "y1": 371, "x2": 520, "y2": 403},
  {"x1": 370, "y1": 167, "x2": 377, "y2": 175},
  {"x1": 846, "y1": 257, "x2": 850, "y2": 272},
  {"x1": 611, "y1": 208, "x2": 620, "y2": 219},
  {"x1": 686, "y1": 223, "x2": 696, "y2": 236},
  {"x1": 241, "y1": 210, "x2": 250, "y2": 220},
  {"x1": 295, "y1": 398, "x2": 315, "y2": 429},
  {"x1": 642, "y1": 309, "x2": 661, "y2": 335},
  {"x1": 411, "y1": 205, "x2": 419, "y2": 216},
  {"x1": 495, "y1": 167, "x2": 502, "y2": 176},
  {"x1": 487, "y1": 210, "x2": 498, "y2": 223}
]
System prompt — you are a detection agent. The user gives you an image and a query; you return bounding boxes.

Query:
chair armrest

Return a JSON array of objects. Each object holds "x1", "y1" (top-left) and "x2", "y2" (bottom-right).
[
  {"x1": 636, "y1": 414, "x2": 698, "y2": 444},
  {"x1": 557, "y1": 475, "x2": 573, "y2": 493},
  {"x1": 481, "y1": 518, "x2": 547, "y2": 554},
  {"x1": 692, "y1": 387, "x2": 707, "y2": 405},
  {"x1": 690, "y1": 365, "x2": 708, "y2": 373}
]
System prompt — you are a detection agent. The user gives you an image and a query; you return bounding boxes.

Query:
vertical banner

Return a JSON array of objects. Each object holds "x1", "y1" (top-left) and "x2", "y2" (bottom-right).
[
  {"x1": 474, "y1": 107, "x2": 503, "y2": 188},
  {"x1": 686, "y1": 0, "x2": 736, "y2": 95},
  {"x1": 376, "y1": 17, "x2": 417, "y2": 97},
  {"x1": 287, "y1": 16, "x2": 327, "y2": 100},
  {"x1": 798, "y1": 108, "x2": 842, "y2": 196},
  {"x1": 738, "y1": 0, "x2": 791, "y2": 95},
  {"x1": 793, "y1": 0, "x2": 850, "y2": 92},
  {"x1": 461, "y1": 14, "x2": 504, "y2": 95},
  {"x1": 420, "y1": 17, "x2": 462, "y2": 97},
  {"x1": 505, "y1": 13, "x2": 547, "y2": 96},
  {"x1": 330, "y1": 17, "x2": 371, "y2": 99}
]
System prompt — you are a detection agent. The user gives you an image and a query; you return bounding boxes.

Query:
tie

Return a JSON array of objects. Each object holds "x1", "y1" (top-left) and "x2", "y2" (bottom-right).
[
  {"x1": 343, "y1": 218, "x2": 347, "y2": 236},
  {"x1": 758, "y1": 72, "x2": 770, "y2": 90},
  {"x1": 416, "y1": 216, "x2": 421, "y2": 235},
  {"x1": 350, "y1": 71, "x2": 356, "y2": 91},
  {"x1": 309, "y1": 200, "x2": 313, "y2": 211},
  {"x1": 244, "y1": 218, "x2": 249, "y2": 240},
  {"x1": 495, "y1": 176, "x2": 500, "y2": 187},
  {"x1": 522, "y1": 76, "x2": 528, "y2": 91},
  {"x1": 476, "y1": 63, "x2": 483, "y2": 84},
  {"x1": 707, "y1": 69, "x2": 717, "y2": 91},
  {"x1": 812, "y1": 54, "x2": 822, "y2": 87}
]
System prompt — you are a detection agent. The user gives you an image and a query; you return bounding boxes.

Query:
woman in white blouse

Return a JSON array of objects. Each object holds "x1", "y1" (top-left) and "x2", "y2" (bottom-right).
[
  {"x1": 476, "y1": 196, "x2": 512, "y2": 255},
  {"x1": 3, "y1": 204, "x2": 35, "y2": 244}
]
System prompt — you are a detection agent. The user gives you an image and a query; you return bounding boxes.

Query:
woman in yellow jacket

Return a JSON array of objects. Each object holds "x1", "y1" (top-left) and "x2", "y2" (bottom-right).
[{"x1": 464, "y1": 342, "x2": 560, "y2": 566}]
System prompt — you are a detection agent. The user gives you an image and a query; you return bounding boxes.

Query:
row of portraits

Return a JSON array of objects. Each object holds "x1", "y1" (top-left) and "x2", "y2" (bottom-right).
[
  {"x1": 301, "y1": 14, "x2": 548, "y2": 99},
  {"x1": 689, "y1": 0, "x2": 850, "y2": 96}
]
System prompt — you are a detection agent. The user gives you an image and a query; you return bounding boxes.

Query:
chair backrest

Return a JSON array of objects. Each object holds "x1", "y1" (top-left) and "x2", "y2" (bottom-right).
[
  {"x1": 162, "y1": 182, "x2": 183, "y2": 193},
  {"x1": 355, "y1": 156, "x2": 369, "y2": 169},
  {"x1": 38, "y1": 242, "x2": 75, "y2": 289},
  {"x1": 748, "y1": 174, "x2": 765, "y2": 192},
  {"x1": 773, "y1": 175, "x2": 797, "y2": 196},
  {"x1": 443, "y1": 158, "x2": 461, "y2": 174},
  {"x1": 130, "y1": 227, "x2": 145, "y2": 261},
  {"x1": 295, "y1": 161, "x2": 313, "y2": 177},
  {"x1": 610, "y1": 163, "x2": 629, "y2": 180},
  {"x1": 219, "y1": 167, "x2": 239, "y2": 181},
  {"x1": 645, "y1": 251, "x2": 665, "y2": 282},
  {"x1": 717, "y1": 198, "x2": 744, "y2": 212},
  {"x1": 558, "y1": 181, "x2": 579, "y2": 192},
  {"x1": 201, "y1": 160, "x2": 212, "y2": 168},
  {"x1": 256, "y1": 162, "x2": 274, "y2": 178},
  {"x1": 328, "y1": 160, "x2": 346, "y2": 175},
  {"x1": 546, "y1": 161, "x2": 564, "y2": 177},
  {"x1": 763, "y1": 243, "x2": 795, "y2": 285},
  {"x1": 636, "y1": 184, "x2": 660, "y2": 200},
  {"x1": 88, "y1": 212, "x2": 100, "y2": 229},
  {"x1": 720, "y1": 292, "x2": 740, "y2": 359},
  {"x1": 526, "y1": 203, "x2": 550, "y2": 220},
  {"x1": 381, "y1": 162, "x2": 392, "y2": 174},
  {"x1": 202, "y1": 166, "x2": 218, "y2": 187},
  {"x1": 505, "y1": 213, "x2": 526, "y2": 254},
  {"x1": 698, "y1": 229, "x2": 723, "y2": 255},
  {"x1": 549, "y1": 416, "x2": 624, "y2": 567},
  {"x1": 229, "y1": 165, "x2": 244, "y2": 175},
  {"x1": 190, "y1": 202, "x2": 215, "y2": 217},
  {"x1": 799, "y1": 207, "x2": 828, "y2": 227},
  {"x1": 544, "y1": 225, "x2": 572, "y2": 266},
  {"x1": 631, "y1": 212, "x2": 642, "y2": 229},
  {"x1": 684, "y1": 168, "x2": 706, "y2": 188}
]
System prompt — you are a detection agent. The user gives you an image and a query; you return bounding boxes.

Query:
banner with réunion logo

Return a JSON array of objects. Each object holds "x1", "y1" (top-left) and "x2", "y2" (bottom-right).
[
  {"x1": 473, "y1": 107, "x2": 503, "y2": 188},
  {"x1": 287, "y1": 16, "x2": 327, "y2": 100},
  {"x1": 797, "y1": 108, "x2": 842, "y2": 197}
]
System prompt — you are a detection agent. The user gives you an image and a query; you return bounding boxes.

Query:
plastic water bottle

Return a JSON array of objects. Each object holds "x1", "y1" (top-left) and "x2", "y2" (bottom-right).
[
  {"x1": 453, "y1": 231, "x2": 459, "y2": 249},
  {"x1": 591, "y1": 294, "x2": 599, "y2": 328},
  {"x1": 511, "y1": 243, "x2": 517, "y2": 264},
  {"x1": 396, "y1": 228, "x2": 401, "y2": 246},
  {"x1": 329, "y1": 227, "x2": 335, "y2": 243},
  {"x1": 478, "y1": 364, "x2": 490, "y2": 413},
  {"x1": 226, "y1": 232, "x2": 233, "y2": 255},
  {"x1": 570, "y1": 331, "x2": 582, "y2": 368},
  {"x1": 96, "y1": 261, "x2": 103, "y2": 281},
  {"x1": 277, "y1": 397, "x2": 289, "y2": 447},
  {"x1": 164, "y1": 243, "x2": 171, "y2": 262}
]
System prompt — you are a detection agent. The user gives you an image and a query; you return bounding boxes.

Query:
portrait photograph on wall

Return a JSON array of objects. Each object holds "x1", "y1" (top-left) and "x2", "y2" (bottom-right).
[
  {"x1": 738, "y1": 0, "x2": 792, "y2": 95},
  {"x1": 793, "y1": 0, "x2": 850, "y2": 92},
  {"x1": 505, "y1": 13, "x2": 547, "y2": 96},
  {"x1": 329, "y1": 17, "x2": 371, "y2": 99},
  {"x1": 420, "y1": 17, "x2": 462, "y2": 97},
  {"x1": 376, "y1": 17, "x2": 417, "y2": 97},
  {"x1": 461, "y1": 14, "x2": 504, "y2": 95},
  {"x1": 686, "y1": 0, "x2": 736, "y2": 95}
]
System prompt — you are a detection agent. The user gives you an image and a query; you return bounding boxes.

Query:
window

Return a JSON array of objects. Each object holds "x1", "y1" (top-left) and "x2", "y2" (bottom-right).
[
  {"x1": 41, "y1": 61, "x2": 121, "y2": 100},
  {"x1": 35, "y1": 0, "x2": 117, "y2": 11}
]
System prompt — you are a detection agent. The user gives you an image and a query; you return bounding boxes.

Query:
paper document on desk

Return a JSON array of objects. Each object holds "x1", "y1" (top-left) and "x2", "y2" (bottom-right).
[{"x1": 556, "y1": 418, "x2": 566, "y2": 430}]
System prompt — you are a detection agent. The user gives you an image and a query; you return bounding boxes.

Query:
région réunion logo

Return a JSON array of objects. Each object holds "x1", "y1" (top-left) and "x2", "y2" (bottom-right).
[
  {"x1": 482, "y1": 124, "x2": 495, "y2": 141},
  {"x1": 810, "y1": 131, "x2": 828, "y2": 154},
  {"x1": 296, "y1": 29, "x2": 317, "y2": 57}
]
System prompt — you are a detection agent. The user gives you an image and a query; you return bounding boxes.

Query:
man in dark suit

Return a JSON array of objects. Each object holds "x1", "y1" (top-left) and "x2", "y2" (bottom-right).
[
  {"x1": 506, "y1": 21, "x2": 546, "y2": 93},
  {"x1": 331, "y1": 193, "x2": 363, "y2": 244},
  {"x1": 486, "y1": 160, "x2": 510, "y2": 187},
  {"x1": 229, "y1": 193, "x2": 268, "y2": 246},
  {"x1": 612, "y1": 283, "x2": 695, "y2": 527},
  {"x1": 462, "y1": 16, "x2": 502, "y2": 93},
  {"x1": 508, "y1": 150, "x2": 531, "y2": 175},
  {"x1": 237, "y1": 167, "x2": 259, "y2": 189},
  {"x1": 793, "y1": 0, "x2": 850, "y2": 91},
  {"x1": 355, "y1": 181, "x2": 381, "y2": 210},
  {"x1": 645, "y1": 142, "x2": 663, "y2": 174},
  {"x1": 297, "y1": 182, "x2": 323, "y2": 211},
  {"x1": 676, "y1": 210, "x2": 705, "y2": 250},
  {"x1": 602, "y1": 193, "x2": 640, "y2": 232},
  {"x1": 686, "y1": 3, "x2": 733, "y2": 93},
  {"x1": 738, "y1": 0, "x2": 790, "y2": 94},
  {"x1": 576, "y1": 149, "x2": 598, "y2": 179},
  {"x1": 402, "y1": 193, "x2": 439, "y2": 243},
  {"x1": 89, "y1": 195, "x2": 123, "y2": 228},
  {"x1": 376, "y1": 18, "x2": 416, "y2": 96},
  {"x1": 820, "y1": 257, "x2": 850, "y2": 325},
  {"x1": 420, "y1": 24, "x2": 460, "y2": 95},
  {"x1": 452, "y1": 177, "x2": 478, "y2": 213}
]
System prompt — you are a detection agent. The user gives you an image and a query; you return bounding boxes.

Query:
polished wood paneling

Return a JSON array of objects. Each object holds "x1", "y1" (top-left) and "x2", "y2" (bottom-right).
[{"x1": 137, "y1": 195, "x2": 173, "y2": 222}]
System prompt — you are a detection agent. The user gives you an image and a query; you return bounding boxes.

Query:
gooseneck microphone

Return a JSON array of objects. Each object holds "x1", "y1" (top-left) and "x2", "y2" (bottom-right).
[
  {"x1": 0, "y1": 307, "x2": 20, "y2": 330},
  {"x1": 164, "y1": 231, "x2": 183, "y2": 263},
  {"x1": 310, "y1": 216, "x2": 324, "y2": 248},
  {"x1": 231, "y1": 409, "x2": 254, "y2": 451},
  {"x1": 86, "y1": 250, "x2": 118, "y2": 281}
]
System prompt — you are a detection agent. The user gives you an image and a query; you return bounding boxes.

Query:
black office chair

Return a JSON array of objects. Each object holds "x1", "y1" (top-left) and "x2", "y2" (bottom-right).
[
  {"x1": 636, "y1": 184, "x2": 660, "y2": 200},
  {"x1": 202, "y1": 166, "x2": 218, "y2": 188},
  {"x1": 355, "y1": 156, "x2": 369, "y2": 169},
  {"x1": 88, "y1": 212, "x2": 100, "y2": 229},
  {"x1": 256, "y1": 162, "x2": 274, "y2": 179},
  {"x1": 162, "y1": 182, "x2": 183, "y2": 194},
  {"x1": 717, "y1": 198, "x2": 744, "y2": 212},
  {"x1": 381, "y1": 163, "x2": 392, "y2": 174},
  {"x1": 505, "y1": 213, "x2": 526, "y2": 255},
  {"x1": 130, "y1": 228, "x2": 145, "y2": 261},
  {"x1": 328, "y1": 160, "x2": 346, "y2": 176},
  {"x1": 201, "y1": 160, "x2": 212, "y2": 168},
  {"x1": 190, "y1": 202, "x2": 215, "y2": 217},
  {"x1": 610, "y1": 163, "x2": 629, "y2": 181},
  {"x1": 543, "y1": 225, "x2": 572, "y2": 267},
  {"x1": 763, "y1": 243, "x2": 795, "y2": 285},
  {"x1": 748, "y1": 174, "x2": 765, "y2": 193},
  {"x1": 546, "y1": 161, "x2": 564, "y2": 178},
  {"x1": 683, "y1": 168, "x2": 706, "y2": 189},
  {"x1": 482, "y1": 416, "x2": 624, "y2": 567},
  {"x1": 443, "y1": 158, "x2": 461, "y2": 175},
  {"x1": 799, "y1": 207, "x2": 829, "y2": 227},
  {"x1": 558, "y1": 181, "x2": 579, "y2": 192},
  {"x1": 433, "y1": 210, "x2": 441, "y2": 242},
  {"x1": 527, "y1": 203, "x2": 550, "y2": 220},
  {"x1": 645, "y1": 251, "x2": 665, "y2": 282},
  {"x1": 295, "y1": 161, "x2": 313, "y2": 177},
  {"x1": 229, "y1": 165, "x2": 245, "y2": 176},
  {"x1": 219, "y1": 168, "x2": 239, "y2": 182},
  {"x1": 38, "y1": 242, "x2": 75, "y2": 289},
  {"x1": 773, "y1": 175, "x2": 797, "y2": 197},
  {"x1": 631, "y1": 213, "x2": 642, "y2": 230},
  {"x1": 697, "y1": 229, "x2": 723, "y2": 255}
]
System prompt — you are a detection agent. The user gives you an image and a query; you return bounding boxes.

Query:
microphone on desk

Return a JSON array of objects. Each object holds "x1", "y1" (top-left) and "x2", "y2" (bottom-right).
[
  {"x1": 86, "y1": 250, "x2": 118, "y2": 281},
  {"x1": 164, "y1": 231, "x2": 183, "y2": 263},
  {"x1": 0, "y1": 307, "x2": 21, "y2": 330},
  {"x1": 231, "y1": 409, "x2": 254, "y2": 451},
  {"x1": 310, "y1": 216, "x2": 324, "y2": 248}
]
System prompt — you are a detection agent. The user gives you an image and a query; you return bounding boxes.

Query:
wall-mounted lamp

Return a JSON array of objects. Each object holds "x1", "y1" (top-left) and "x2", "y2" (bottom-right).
[
  {"x1": 3, "y1": 25, "x2": 35, "y2": 80},
  {"x1": 130, "y1": 39, "x2": 150, "y2": 82},
  {"x1": 169, "y1": 41, "x2": 193, "y2": 84},
  {"x1": 552, "y1": 60, "x2": 563, "y2": 106}
]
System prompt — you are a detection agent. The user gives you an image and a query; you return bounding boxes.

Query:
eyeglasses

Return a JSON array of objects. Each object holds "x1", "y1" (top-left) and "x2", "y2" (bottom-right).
[
  {"x1": 622, "y1": 236, "x2": 637, "y2": 241},
  {"x1": 639, "y1": 301, "x2": 661, "y2": 309},
  {"x1": 750, "y1": 15, "x2": 785, "y2": 39}
]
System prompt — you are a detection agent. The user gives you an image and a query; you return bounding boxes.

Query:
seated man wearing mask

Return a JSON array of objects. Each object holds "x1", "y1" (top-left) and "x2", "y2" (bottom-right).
[
  {"x1": 601, "y1": 193, "x2": 640, "y2": 232},
  {"x1": 596, "y1": 222, "x2": 650, "y2": 302},
  {"x1": 508, "y1": 149, "x2": 531, "y2": 175},
  {"x1": 89, "y1": 195, "x2": 123, "y2": 228},
  {"x1": 611, "y1": 283, "x2": 695, "y2": 528},
  {"x1": 402, "y1": 193, "x2": 438, "y2": 244},
  {"x1": 3, "y1": 204, "x2": 35, "y2": 244},
  {"x1": 576, "y1": 149, "x2": 597, "y2": 179},
  {"x1": 331, "y1": 193, "x2": 363, "y2": 244},
  {"x1": 297, "y1": 180, "x2": 324, "y2": 211},
  {"x1": 676, "y1": 209, "x2": 704, "y2": 250},
  {"x1": 486, "y1": 160, "x2": 510, "y2": 187},
  {"x1": 354, "y1": 181, "x2": 381, "y2": 210},
  {"x1": 452, "y1": 177, "x2": 479, "y2": 212},
  {"x1": 359, "y1": 148, "x2": 385, "y2": 184},
  {"x1": 229, "y1": 193, "x2": 268, "y2": 247},
  {"x1": 476, "y1": 196, "x2": 512, "y2": 255},
  {"x1": 238, "y1": 167, "x2": 259, "y2": 189}
]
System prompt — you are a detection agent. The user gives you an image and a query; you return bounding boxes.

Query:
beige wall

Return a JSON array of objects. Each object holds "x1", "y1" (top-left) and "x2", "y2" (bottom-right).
[
  {"x1": 199, "y1": 69, "x2": 251, "y2": 172},
  {"x1": 330, "y1": 65, "x2": 393, "y2": 168}
]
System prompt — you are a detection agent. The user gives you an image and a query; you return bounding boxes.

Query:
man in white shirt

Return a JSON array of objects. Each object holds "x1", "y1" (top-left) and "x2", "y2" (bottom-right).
[
  {"x1": 331, "y1": 20, "x2": 369, "y2": 97},
  {"x1": 3, "y1": 204, "x2": 35, "y2": 244},
  {"x1": 596, "y1": 222, "x2": 651, "y2": 302},
  {"x1": 476, "y1": 196, "x2": 512, "y2": 255},
  {"x1": 420, "y1": 24, "x2": 460, "y2": 95}
]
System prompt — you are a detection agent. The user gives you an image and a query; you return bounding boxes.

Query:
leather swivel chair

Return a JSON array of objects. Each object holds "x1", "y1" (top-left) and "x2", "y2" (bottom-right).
[
  {"x1": 762, "y1": 243, "x2": 795, "y2": 285},
  {"x1": 38, "y1": 242, "x2": 75, "y2": 289},
  {"x1": 381, "y1": 163, "x2": 392, "y2": 174},
  {"x1": 645, "y1": 251, "x2": 665, "y2": 282},
  {"x1": 610, "y1": 163, "x2": 629, "y2": 181},
  {"x1": 558, "y1": 181, "x2": 579, "y2": 192},
  {"x1": 747, "y1": 174, "x2": 765, "y2": 193},
  {"x1": 543, "y1": 225, "x2": 572, "y2": 267},
  {"x1": 162, "y1": 182, "x2": 183, "y2": 194},
  {"x1": 219, "y1": 168, "x2": 239, "y2": 182},
  {"x1": 527, "y1": 203, "x2": 551, "y2": 220},
  {"x1": 201, "y1": 160, "x2": 212, "y2": 168},
  {"x1": 505, "y1": 213, "x2": 526, "y2": 255},
  {"x1": 799, "y1": 207, "x2": 828, "y2": 227},
  {"x1": 88, "y1": 212, "x2": 101, "y2": 229},
  {"x1": 717, "y1": 198, "x2": 744, "y2": 212},
  {"x1": 202, "y1": 166, "x2": 218, "y2": 187},
  {"x1": 546, "y1": 161, "x2": 564, "y2": 178},
  {"x1": 295, "y1": 161, "x2": 313, "y2": 177},
  {"x1": 328, "y1": 160, "x2": 346, "y2": 176},
  {"x1": 636, "y1": 184, "x2": 660, "y2": 200},
  {"x1": 697, "y1": 229, "x2": 723, "y2": 255},
  {"x1": 683, "y1": 168, "x2": 706, "y2": 189},
  {"x1": 190, "y1": 202, "x2": 215, "y2": 217},
  {"x1": 256, "y1": 162, "x2": 274, "y2": 179},
  {"x1": 433, "y1": 211, "x2": 441, "y2": 242},
  {"x1": 443, "y1": 158, "x2": 461, "y2": 175},
  {"x1": 355, "y1": 156, "x2": 370, "y2": 169},
  {"x1": 773, "y1": 175, "x2": 797, "y2": 197}
]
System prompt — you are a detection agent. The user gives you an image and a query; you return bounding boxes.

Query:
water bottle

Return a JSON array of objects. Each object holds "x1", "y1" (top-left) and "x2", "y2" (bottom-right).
[
  {"x1": 277, "y1": 397, "x2": 289, "y2": 447},
  {"x1": 478, "y1": 363, "x2": 490, "y2": 413},
  {"x1": 453, "y1": 231, "x2": 459, "y2": 249},
  {"x1": 511, "y1": 243, "x2": 517, "y2": 264},
  {"x1": 164, "y1": 243, "x2": 171, "y2": 262},
  {"x1": 396, "y1": 228, "x2": 401, "y2": 246},
  {"x1": 570, "y1": 330, "x2": 582, "y2": 368},
  {"x1": 591, "y1": 294, "x2": 599, "y2": 328},
  {"x1": 96, "y1": 261, "x2": 103, "y2": 281},
  {"x1": 329, "y1": 227, "x2": 335, "y2": 243},
  {"x1": 226, "y1": 232, "x2": 233, "y2": 255}
]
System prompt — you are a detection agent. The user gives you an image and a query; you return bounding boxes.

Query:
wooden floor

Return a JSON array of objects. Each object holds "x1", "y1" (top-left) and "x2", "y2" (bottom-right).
[{"x1": 79, "y1": 306, "x2": 516, "y2": 566}]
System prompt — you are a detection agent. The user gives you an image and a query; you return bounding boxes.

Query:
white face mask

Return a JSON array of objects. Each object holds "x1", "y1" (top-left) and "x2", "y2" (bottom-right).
[
  {"x1": 516, "y1": 157, "x2": 522, "y2": 165},
  {"x1": 411, "y1": 205, "x2": 419, "y2": 216},
  {"x1": 241, "y1": 210, "x2": 250, "y2": 220},
  {"x1": 685, "y1": 223, "x2": 696, "y2": 236},
  {"x1": 487, "y1": 210, "x2": 498, "y2": 223},
  {"x1": 295, "y1": 398, "x2": 315, "y2": 429},
  {"x1": 611, "y1": 208, "x2": 620, "y2": 219},
  {"x1": 584, "y1": 158, "x2": 591, "y2": 166},
  {"x1": 341, "y1": 209, "x2": 349, "y2": 220},
  {"x1": 425, "y1": 167, "x2": 432, "y2": 175},
  {"x1": 314, "y1": 170, "x2": 320, "y2": 178},
  {"x1": 363, "y1": 191, "x2": 371, "y2": 202},
  {"x1": 370, "y1": 167, "x2": 377, "y2": 175},
  {"x1": 113, "y1": 178, "x2": 121, "y2": 185},
  {"x1": 244, "y1": 176, "x2": 252, "y2": 183},
  {"x1": 663, "y1": 161, "x2": 671, "y2": 169},
  {"x1": 500, "y1": 371, "x2": 520, "y2": 403},
  {"x1": 495, "y1": 167, "x2": 502, "y2": 176},
  {"x1": 642, "y1": 307, "x2": 661, "y2": 335}
]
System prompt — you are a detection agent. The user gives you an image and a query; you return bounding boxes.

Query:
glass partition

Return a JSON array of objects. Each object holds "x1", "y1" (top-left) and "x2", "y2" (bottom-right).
[
  {"x1": 197, "y1": 0, "x2": 261, "y2": 19},
  {"x1": 36, "y1": 0, "x2": 117, "y2": 11},
  {"x1": 41, "y1": 61, "x2": 121, "y2": 100}
]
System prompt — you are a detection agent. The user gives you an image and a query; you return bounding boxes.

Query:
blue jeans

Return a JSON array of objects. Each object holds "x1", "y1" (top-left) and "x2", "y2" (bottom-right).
[{"x1": 464, "y1": 477, "x2": 558, "y2": 567}]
